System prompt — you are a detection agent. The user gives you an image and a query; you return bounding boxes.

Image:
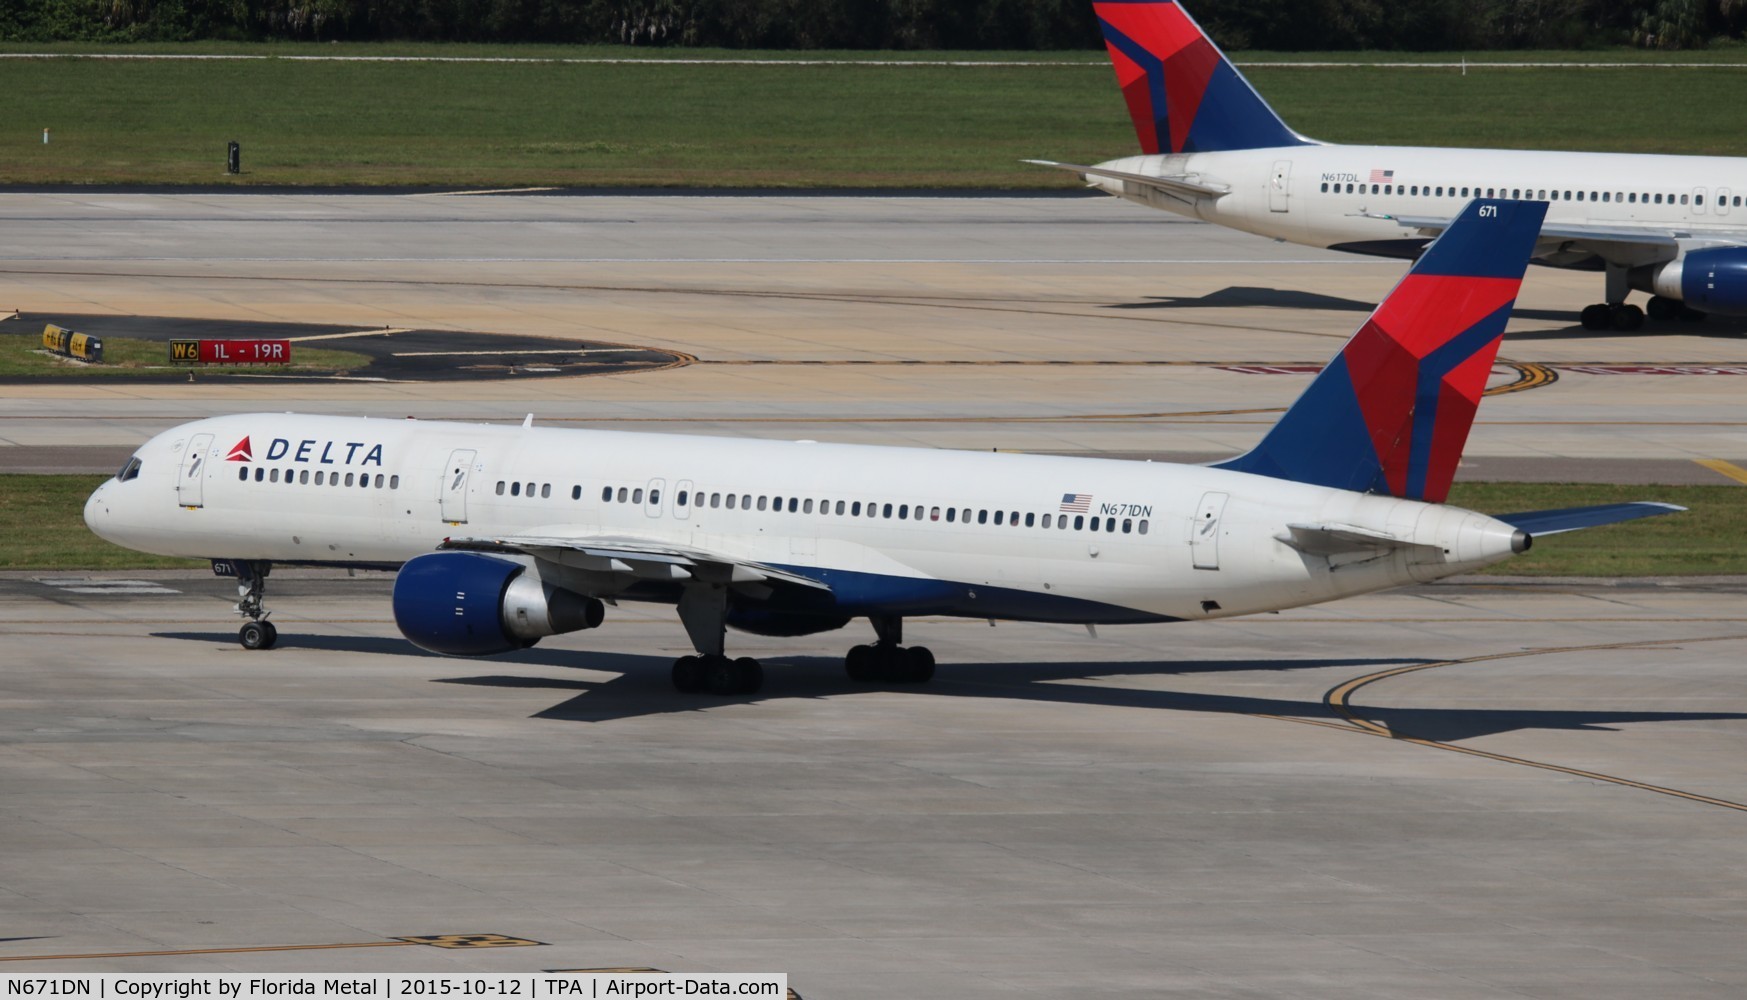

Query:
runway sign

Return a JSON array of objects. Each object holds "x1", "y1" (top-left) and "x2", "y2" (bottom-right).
[{"x1": 170, "y1": 338, "x2": 293, "y2": 364}]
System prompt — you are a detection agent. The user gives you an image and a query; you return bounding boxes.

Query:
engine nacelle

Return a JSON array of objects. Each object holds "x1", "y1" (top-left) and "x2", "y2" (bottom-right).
[
  {"x1": 392, "y1": 551, "x2": 604, "y2": 656},
  {"x1": 1639, "y1": 247, "x2": 1747, "y2": 315}
]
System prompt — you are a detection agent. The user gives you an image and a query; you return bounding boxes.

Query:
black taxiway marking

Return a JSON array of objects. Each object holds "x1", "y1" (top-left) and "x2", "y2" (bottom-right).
[{"x1": 2, "y1": 312, "x2": 688, "y2": 383}]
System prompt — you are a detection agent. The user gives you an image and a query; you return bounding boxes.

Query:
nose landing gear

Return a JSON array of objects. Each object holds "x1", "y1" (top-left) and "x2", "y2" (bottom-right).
[{"x1": 228, "y1": 560, "x2": 277, "y2": 650}]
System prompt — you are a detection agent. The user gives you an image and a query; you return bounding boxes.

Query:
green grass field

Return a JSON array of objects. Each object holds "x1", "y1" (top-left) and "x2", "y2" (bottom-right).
[
  {"x1": 0, "y1": 333, "x2": 369, "y2": 377},
  {"x1": 5, "y1": 50, "x2": 1747, "y2": 186},
  {"x1": 7, "y1": 475, "x2": 1738, "y2": 575}
]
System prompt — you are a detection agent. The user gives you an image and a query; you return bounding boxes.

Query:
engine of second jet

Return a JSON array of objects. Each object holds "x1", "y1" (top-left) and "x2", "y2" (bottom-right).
[
  {"x1": 1639, "y1": 247, "x2": 1747, "y2": 315},
  {"x1": 391, "y1": 551, "x2": 603, "y2": 656}
]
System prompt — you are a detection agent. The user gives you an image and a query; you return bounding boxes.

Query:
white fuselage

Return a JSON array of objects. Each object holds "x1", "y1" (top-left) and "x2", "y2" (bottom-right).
[
  {"x1": 85, "y1": 413, "x2": 1523, "y2": 626},
  {"x1": 1095, "y1": 144, "x2": 1747, "y2": 267}
]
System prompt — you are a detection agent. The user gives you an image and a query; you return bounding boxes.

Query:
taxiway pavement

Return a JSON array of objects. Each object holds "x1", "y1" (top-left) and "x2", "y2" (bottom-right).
[{"x1": 1, "y1": 573, "x2": 1745, "y2": 997}]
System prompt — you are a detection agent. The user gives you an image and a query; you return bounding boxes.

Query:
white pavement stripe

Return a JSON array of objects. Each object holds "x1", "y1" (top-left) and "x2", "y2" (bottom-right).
[
  {"x1": 37, "y1": 578, "x2": 180, "y2": 595},
  {"x1": 287, "y1": 328, "x2": 414, "y2": 342},
  {"x1": 389, "y1": 348, "x2": 625, "y2": 357}
]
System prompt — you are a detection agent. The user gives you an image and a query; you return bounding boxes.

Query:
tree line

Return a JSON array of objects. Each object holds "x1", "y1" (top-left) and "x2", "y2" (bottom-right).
[{"x1": 4, "y1": 0, "x2": 1747, "y2": 50}]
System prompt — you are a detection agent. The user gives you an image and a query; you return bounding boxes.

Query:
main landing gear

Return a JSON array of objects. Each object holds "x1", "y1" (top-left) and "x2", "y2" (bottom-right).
[
  {"x1": 666, "y1": 593, "x2": 938, "y2": 695},
  {"x1": 844, "y1": 615, "x2": 934, "y2": 685},
  {"x1": 232, "y1": 560, "x2": 278, "y2": 650},
  {"x1": 1579, "y1": 302, "x2": 1643, "y2": 331},
  {"x1": 671, "y1": 582, "x2": 764, "y2": 695}
]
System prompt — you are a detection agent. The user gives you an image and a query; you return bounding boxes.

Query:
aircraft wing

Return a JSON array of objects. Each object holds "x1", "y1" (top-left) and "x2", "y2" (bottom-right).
[
  {"x1": 1024, "y1": 159, "x2": 1230, "y2": 199},
  {"x1": 439, "y1": 533, "x2": 832, "y2": 592},
  {"x1": 1383, "y1": 212, "x2": 1697, "y2": 264}
]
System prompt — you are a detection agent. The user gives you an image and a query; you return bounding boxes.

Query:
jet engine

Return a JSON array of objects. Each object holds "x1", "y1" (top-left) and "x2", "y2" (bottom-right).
[
  {"x1": 391, "y1": 551, "x2": 604, "y2": 656},
  {"x1": 1636, "y1": 247, "x2": 1747, "y2": 315}
]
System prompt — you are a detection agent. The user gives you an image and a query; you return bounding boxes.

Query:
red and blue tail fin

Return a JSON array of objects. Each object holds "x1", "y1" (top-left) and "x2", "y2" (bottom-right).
[
  {"x1": 1215, "y1": 198, "x2": 1549, "y2": 503},
  {"x1": 1093, "y1": 0, "x2": 1310, "y2": 154}
]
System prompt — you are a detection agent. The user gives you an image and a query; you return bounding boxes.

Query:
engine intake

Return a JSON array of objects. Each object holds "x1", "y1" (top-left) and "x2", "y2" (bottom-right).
[{"x1": 392, "y1": 551, "x2": 603, "y2": 656}]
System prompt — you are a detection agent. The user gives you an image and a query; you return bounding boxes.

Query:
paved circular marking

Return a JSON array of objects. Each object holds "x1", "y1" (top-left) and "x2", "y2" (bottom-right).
[{"x1": 1322, "y1": 634, "x2": 1747, "y2": 813}]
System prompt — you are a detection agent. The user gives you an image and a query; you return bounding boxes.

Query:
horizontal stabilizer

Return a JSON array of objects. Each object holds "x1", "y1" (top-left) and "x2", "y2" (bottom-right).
[
  {"x1": 1024, "y1": 159, "x2": 1229, "y2": 199},
  {"x1": 1277, "y1": 522, "x2": 1431, "y2": 556},
  {"x1": 1498, "y1": 502, "x2": 1685, "y2": 536}
]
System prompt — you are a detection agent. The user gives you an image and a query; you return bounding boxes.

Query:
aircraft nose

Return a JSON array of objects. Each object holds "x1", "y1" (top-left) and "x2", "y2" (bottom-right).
[{"x1": 83, "y1": 483, "x2": 112, "y2": 540}]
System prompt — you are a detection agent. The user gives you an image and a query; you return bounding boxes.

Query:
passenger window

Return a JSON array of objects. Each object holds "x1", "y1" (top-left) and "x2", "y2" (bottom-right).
[
  {"x1": 1122, "y1": 519, "x2": 1132, "y2": 534},
  {"x1": 1024, "y1": 512, "x2": 1035, "y2": 527},
  {"x1": 1139, "y1": 519, "x2": 1149, "y2": 535},
  {"x1": 931, "y1": 506, "x2": 941, "y2": 521},
  {"x1": 757, "y1": 496, "x2": 767, "y2": 511},
  {"x1": 836, "y1": 500, "x2": 845, "y2": 515},
  {"x1": 994, "y1": 511, "x2": 1004, "y2": 525},
  {"x1": 978, "y1": 510, "x2": 988, "y2": 524},
  {"x1": 1681, "y1": 194, "x2": 1689, "y2": 205},
  {"x1": 1320, "y1": 182, "x2": 1328, "y2": 192},
  {"x1": 375, "y1": 474, "x2": 385, "y2": 488},
  {"x1": 678, "y1": 490, "x2": 689, "y2": 507},
  {"x1": 650, "y1": 489, "x2": 661, "y2": 505},
  {"x1": 743, "y1": 494, "x2": 752, "y2": 509},
  {"x1": 882, "y1": 503, "x2": 893, "y2": 518},
  {"x1": 345, "y1": 473, "x2": 355, "y2": 487},
  {"x1": 1696, "y1": 194, "x2": 1704, "y2": 206},
  {"x1": 1106, "y1": 517, "x2": 1116, "y2": 532},
  {"x1": 572, "y1": 485, "x2": 581, "y2": 500},
  {"x1": 727, "y1": 494, "x2": 737, "y2": 509},
  {"x1": 1074, "y1": 515, "x2": 1084, "y2": 530},
  {"x1": 898, "y1": 504, "x2": 909, "y2": 519},
  {"x1": 617, "y1": 487, "x2": 628, "y2": 503},
  {"x1": 526, "y1": 481, "x2": 535, "y2": 497},
  {"x1": 850, "y1": 501, "x2": 861, "y2": 515},
  {"x1": 1460, "y1": 187, "x2": 1469, "y2": 196},
  {"x1": 1042, "y1": 513, "x2": 1052, "y2": 528},
  {"x1": 510, "y1": 482, "x2": 520, "y2": 496},
  {"x1": 541, "y1": 483, "x2": 551, "y2": 499},
  {"x1": 300, "y1": 470, "x2": 309, "y2": 484},
  {"x1": 1089, "y1": 516, "x2": 1099, "y2": 532},
  {"x1": 392, "y1": 475, "x2": 401, "y2": 490},
  {"x1": 238, "y1": 467, "x2": 247, "y2": 481},
  {"x1": 630, "y1": 488, "x2": 641, "y2": 504},
  {"x1": 497, "y1": 481, "x2": 507, "y2": 496},
  {"x1": 946, "y1": 508, "x2": 956, "y2": 523},
  {"x1": 1371, "y1": 184, "x2": 1379, "y2": 194},
  {"x1": 601, "y1": 486, "x2": 611, "y2": 502},
  {"x1": 1345, "y1": 183, "x2": 1354, "y2": 193},
  {"x1": 315, "y1": 471, "x2": 324, "y2": 485},
  {"x1": 1384, "y1": 185, "x2": 1392, "y2": 195},
  {"x1": 787, "y1": 497, "x2": 796, "y2": 512},
  {"x1": 270, "y1": 468, "x2": 279, "y2": 483},
  {"x1": 712, "y1": 493, "x2": 722, "y2": 508}
]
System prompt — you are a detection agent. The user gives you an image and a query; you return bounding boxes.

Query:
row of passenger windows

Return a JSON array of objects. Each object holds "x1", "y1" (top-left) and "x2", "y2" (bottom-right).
[
  {"x1": 493, "y1": 477, "x2": 1154, "y2": 537},
  {"x1": 239, "y1": 466, "x2": 399, "y2": 489},
  {"x1": 604, "y1": 484, "x2": 1151, "y2": 535},
  {"x1": 1318, "y1": 181, "x2": 1745, "y2": 208}
]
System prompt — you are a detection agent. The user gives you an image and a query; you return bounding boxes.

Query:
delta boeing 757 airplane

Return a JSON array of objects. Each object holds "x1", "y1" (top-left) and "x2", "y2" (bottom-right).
[
  {"x1": 1033, "y1": 0, "x2": 1747, "y2": 331},
  {"x1": 85, "y1": 200, "x2": 1677, "y2": 697}
]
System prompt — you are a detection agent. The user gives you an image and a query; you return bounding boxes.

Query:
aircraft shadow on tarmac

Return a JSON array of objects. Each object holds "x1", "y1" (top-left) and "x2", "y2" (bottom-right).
[
  {"x1": 152, "y1": 632, "x2": 1747, "y2": 743},
  {"x1": 1106, "y1": 286, "x2": 1578, "y2": 325}
]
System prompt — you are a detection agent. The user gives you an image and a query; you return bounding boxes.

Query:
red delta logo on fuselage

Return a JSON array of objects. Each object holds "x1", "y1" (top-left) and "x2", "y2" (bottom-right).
[{"x1": 228, "y1": 435, "x2": 385, "y2": 467}]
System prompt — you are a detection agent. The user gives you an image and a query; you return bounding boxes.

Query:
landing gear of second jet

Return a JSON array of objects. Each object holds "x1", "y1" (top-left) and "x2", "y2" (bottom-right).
[
  {"x1": 1580, "y1": 302, "x2": 1644, "y2": 331},
  {"x1": 231, "y1": 559, "x2": 277, "y2": 650},
  {"x1": 844, "y1": 615, "x2": 935, "y2": 684}
]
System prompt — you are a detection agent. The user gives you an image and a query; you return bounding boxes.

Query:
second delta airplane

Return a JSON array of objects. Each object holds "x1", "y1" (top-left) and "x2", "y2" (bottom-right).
[
  {"x1": 1034, "y1": 0, "x2": 1747, "y2": 331},
  {"x1": 86, "y1": 200, "x2": 1677, "y2": 697}
]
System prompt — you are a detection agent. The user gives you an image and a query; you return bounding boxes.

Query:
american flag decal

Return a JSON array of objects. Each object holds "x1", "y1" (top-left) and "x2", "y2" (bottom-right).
[
  {"x1": 1060, "y1": 493, "x2": 1092, "y2": 513},
  {"x1": 1368, "y1": 168, "x2": 1395, "y2": 183}
]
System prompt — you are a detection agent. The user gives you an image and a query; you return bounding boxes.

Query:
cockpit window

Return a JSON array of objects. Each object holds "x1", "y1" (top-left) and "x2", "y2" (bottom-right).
[{"x1": 116, "y1": 456, "x2": 143, "y2": 482}]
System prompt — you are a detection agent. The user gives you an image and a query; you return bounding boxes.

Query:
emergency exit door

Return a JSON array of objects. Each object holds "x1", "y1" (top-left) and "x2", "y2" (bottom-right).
[
  {"x1": 1191, "y1": 491, "x2": 1229, "y2": 570},
  {"x1": 440, "y1": 449, "x2": 475, "y2": 523},
  {"x1": 179, "y1": 433, "x2": 213, "y2": 507},
  {"x1": 1268, "y1": 160, "x2": 1292, "y2": 212}
]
